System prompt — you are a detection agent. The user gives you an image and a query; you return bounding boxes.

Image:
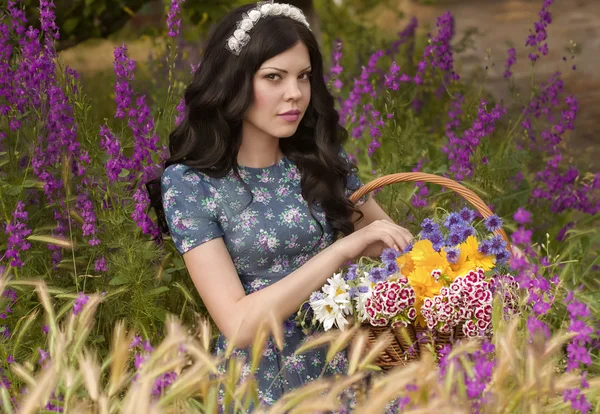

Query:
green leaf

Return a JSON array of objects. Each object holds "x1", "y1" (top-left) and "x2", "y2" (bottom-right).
[
  {"x1": 108, "y1": 276, "x2": 128, "y2": 286},
  {"x1": 118, "y1": 168, "x2": 130, "y2": 178},
  {"x1": 147, "y1": 286, "x2": 169, "y2": 296}
]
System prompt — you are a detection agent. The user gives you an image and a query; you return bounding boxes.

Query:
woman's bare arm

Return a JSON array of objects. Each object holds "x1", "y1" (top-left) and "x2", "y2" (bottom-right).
[{"x1": 182, "y1": 236, "x2": 350, "y2": 348}]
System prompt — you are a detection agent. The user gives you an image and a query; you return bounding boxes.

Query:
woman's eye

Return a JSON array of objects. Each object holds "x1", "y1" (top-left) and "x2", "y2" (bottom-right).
[
  {"x1": 300, "y1": 72, "x2": 312, "y2": 81},
  {"x1": 266, "y1": 74, "x2": 281, "y2": 81}
]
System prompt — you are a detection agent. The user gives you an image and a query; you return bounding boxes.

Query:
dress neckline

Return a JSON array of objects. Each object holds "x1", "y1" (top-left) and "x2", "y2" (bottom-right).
[{"x1": 238, "y1": 155, "x2": 288, "y2": 171}]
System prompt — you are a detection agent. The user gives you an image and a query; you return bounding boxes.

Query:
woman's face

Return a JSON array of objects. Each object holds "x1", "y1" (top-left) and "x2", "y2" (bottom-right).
[{"x1": 243, "y1": 42, "x2": 312, "y2": 139}]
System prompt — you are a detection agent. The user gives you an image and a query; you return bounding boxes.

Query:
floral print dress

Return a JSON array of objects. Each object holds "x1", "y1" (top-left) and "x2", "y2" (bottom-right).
[{"x1": 161, "y1": 148, "x2": 367, "y2": 409}]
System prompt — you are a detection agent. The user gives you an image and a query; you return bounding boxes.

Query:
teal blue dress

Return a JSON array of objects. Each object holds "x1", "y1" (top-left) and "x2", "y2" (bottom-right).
[{"x1": 161, "y1": 148, "x2": 367, "y2": 409}]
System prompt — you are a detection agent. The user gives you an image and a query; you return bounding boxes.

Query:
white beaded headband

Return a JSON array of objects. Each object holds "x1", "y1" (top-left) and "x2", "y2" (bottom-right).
[{"x1": 225, "y1": 1, "x2": 311, "y2": 56}]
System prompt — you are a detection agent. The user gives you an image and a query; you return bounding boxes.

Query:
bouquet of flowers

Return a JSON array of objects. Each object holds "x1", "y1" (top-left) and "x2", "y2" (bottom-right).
[{"x1": 297, "y1": 208, "x2": 520, "y2": 342}]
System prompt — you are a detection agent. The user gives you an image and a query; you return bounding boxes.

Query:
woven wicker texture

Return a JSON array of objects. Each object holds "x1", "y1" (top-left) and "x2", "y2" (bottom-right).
[{"x1": 350, "y1": 172, "x2": 510, "y2": 368}]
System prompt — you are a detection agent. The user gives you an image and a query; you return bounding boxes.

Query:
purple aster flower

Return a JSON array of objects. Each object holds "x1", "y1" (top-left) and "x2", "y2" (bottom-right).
[
  {"x1": 495, "y1": 250, "x2": 510, "y2": 265},
  {"x1": 368, "y1": 267, "x2": 387, "y2": 283},
  {"x1": 444, "y1": 246, "x2": 460, "y2": 263},
  {"x1": 484, "y1": 215, "x2": 503, "y2": 232},
  {"x1": 345, "y1": 264, "x2": 358, "y2": 281},
  {"x1": 381, "y1": 247, "x2": 400, "y2": 263},
  {"x1": 478, "y1": 240, "x2": 492, "y2": 255},
  {"x1": 513, "y1": 207, "x2": 531, "y2": 224},
  {"x1": 443, "y1": 212, "x2": 464, "y2": 229},
  {"x1": 488, "y1": 235, "x2": 507, "y2": 255},
  {"x1": 459, "y1": 207, "x2": 476, "y2": 223},
  {"x1": 420, "y1": 218, "x2": 439, "y2": 235},
  {"x1": 385, "y1": 260, "x2": 400, "y2": 276},
  {"x1": 357, "y1": 285, "x2": 369, "y2": 294}
]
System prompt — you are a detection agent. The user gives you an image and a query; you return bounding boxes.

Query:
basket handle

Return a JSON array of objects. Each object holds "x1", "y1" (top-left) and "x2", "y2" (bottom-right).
[{"x1": 350, "y1": 172, "x2": 511, "y2": 248}]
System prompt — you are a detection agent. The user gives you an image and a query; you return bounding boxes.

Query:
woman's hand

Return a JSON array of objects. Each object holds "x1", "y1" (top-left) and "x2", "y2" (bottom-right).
[{"x1": 334, "y1": 219, "x2": 414, "y2": 262}]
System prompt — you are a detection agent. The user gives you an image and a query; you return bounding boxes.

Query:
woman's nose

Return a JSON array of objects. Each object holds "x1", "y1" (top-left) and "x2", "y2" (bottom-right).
[{"x1": 284, "y1": 80, "x2": 302, "y2": 101}]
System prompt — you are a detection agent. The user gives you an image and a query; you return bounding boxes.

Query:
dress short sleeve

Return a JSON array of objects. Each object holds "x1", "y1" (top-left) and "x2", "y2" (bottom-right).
[
  {"x1": 161, "y1": 164, "x2": 224, "y2": 255},
  {"x1": 339, "y1": 147, "x2": 369, "y2": 206}
]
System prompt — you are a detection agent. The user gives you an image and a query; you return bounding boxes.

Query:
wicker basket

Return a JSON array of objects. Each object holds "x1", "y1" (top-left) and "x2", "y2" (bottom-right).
[{"x1": 349, "y1": 172, "x2": 511, "y2": 369}]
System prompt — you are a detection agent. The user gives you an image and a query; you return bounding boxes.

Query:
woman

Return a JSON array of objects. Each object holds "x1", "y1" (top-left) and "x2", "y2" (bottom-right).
[{"x1": 147, "y1": 1, "x2": 414, "y2": 408}]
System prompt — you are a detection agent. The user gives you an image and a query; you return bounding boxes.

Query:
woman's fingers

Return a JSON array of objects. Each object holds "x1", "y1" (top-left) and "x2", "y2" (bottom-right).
[{"x1": 375, "y1": 220, "x2": 413, "y2": 251}]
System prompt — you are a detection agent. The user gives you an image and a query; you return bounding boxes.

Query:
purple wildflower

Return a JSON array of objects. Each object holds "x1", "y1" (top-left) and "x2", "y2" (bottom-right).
[
  {"x1": 4, "y1": 201, "x2": 32, "y2": 268},
  {"x1": 525, "y1": 0, "x2": 554, "y2": 62},
  {"x1": 513, "y1": 207, "x2": 532, "y2": 224},
  {"x1": 73, "y1": 292, "x2": 89, "y2": 315},
  {"x1": 504, "y1": 48, "x2": 517, "y2": 78},
  {"x1": 166, "y1": 0, "x2": 184, "y2": 38},
  {"x1": 94, "y1": 257, "x2": 107, "y2": 272}
]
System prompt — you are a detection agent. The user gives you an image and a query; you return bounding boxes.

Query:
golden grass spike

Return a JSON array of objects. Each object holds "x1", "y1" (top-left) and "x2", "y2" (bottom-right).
[
  {"x1": 197, "y1": 316, "x2": 212, "y2": 352},
  {"x1": 268, "y1": 311, "x2": 284, "y2": 351},
  {"x1": 0, "y1": 387, "x2": 14, "y2": 414},
  {"x1": 268, "y1": 380, "x2": 332, "y2": 413},
  {"x1": 347, "y1": 330, "x2": 368, "y2": 375},
  {"x1": 293, "y1": 331, "x2": 338, "y2": 356},
  {"x1": 184, "y1": 345, "x2": 220, "y2": 374},
  {"x1": 17, "y1": 364, "x2": 57, "y2": 414},
  {"x1": 35, "y1": 282, "x2": 58, "y2": 343},
  {"x1": 27, "y1": 234, "x2": 73, "y2": 248},
  {"x1": 326, "y1": 324, "x2": 359, "y2": 363},
  {"x1": 78, "y1": 349, "x2": 100, "y2": 401},
  {"x1": 108, "y1": 320, "x2": 134, "y2": 397},
  {"x1": 250, "y1": 320, "x2": 269, "y2": 373},
  {"x1": 10, "y1": 363, "x2": 36, "y2": 387}
]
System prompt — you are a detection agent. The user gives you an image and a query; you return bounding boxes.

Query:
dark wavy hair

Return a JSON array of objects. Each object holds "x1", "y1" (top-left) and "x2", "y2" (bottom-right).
[{"x1": 145, "y1": 2, "x2": 364, "y2": 244}]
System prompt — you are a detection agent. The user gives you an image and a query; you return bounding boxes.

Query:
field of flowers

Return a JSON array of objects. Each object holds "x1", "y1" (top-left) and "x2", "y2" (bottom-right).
[{"x1": 0, "y1": 0, "x2": 598, "y2": 412}]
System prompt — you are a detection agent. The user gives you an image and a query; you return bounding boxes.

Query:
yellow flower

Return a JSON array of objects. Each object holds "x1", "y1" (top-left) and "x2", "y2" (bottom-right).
[
  {"x1": 396, "y1": 254, "x2": 415, "y2": 277},
  {"x1": 451, "y1": 236, "x2": 495, "y2": 275},
  {"x1": 410, "y1": 240, "x2": 450, "y2": 273}
]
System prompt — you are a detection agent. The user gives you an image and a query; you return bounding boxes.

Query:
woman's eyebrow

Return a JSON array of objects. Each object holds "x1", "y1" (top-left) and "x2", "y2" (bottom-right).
[{"x1": 259, "y1": 65, "x2": 312, "y2": 73}]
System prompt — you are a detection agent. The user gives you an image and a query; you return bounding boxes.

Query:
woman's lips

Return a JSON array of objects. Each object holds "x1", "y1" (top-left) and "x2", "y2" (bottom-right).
[{"x1": 278, "y1": 114, "x2": 300, "y2": 122}]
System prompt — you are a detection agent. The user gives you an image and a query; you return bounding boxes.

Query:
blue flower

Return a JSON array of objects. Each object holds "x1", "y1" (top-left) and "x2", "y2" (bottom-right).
[
  {"x1": 428, "y1": 230, "x2": 445, "y2": 252},
  {"x1": 358, "y1": 285, "x2": 369, "y2": 294},
  {"x1": 310, "y1": 291, "x2": 325, "y2": 301},
  {"x1": 447, "y1": 225, "x2": 464, "y2": 245},
  {"x1": 420, "y1": 218, "x2": 439, "y2": 235},
  {"x1": 380, "y1": 247, "x2": 400, "y2": 264},
  {"x1": 495, "y1": 249, "x2": 510, "y2": 264},
  {"x1": 445, "y1": 246, "x2": 460, "y2": 263},
  {"x1": 385, "y1": 260, "x2": 399, "y2": 276},
  {"x1": 460, "y1": 225, "x2": 477, "y2": 240},
  {"x1": 346, "y1": 264, "x2": 358, "y2": 281},
  {"x1": 459, "y1": 207, "x2": 476, "y2": 223},
  {"x1": 484, "y1": 214, "x2": 503, "y2": 232},
  {"x1": 489, "y1": 235, "x2": 507, "y2": 255},
  {"x1": 444, "y1": 212, "x2": 464, "y2": 229},
  {"x1": 479, "y1": 240, "x2": 492, "y2": 255},
  {"x1": 368, "y1": 267, "x2": 387, "y2": 283}
]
